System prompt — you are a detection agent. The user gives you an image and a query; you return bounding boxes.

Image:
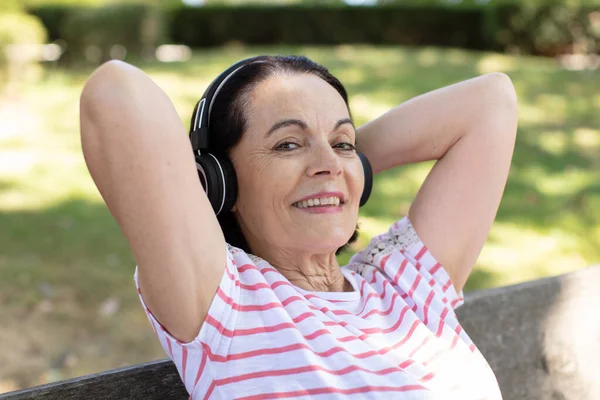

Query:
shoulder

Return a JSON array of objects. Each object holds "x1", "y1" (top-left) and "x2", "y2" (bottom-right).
[
  {"x1": 352, "y1": 216, "x2": 465, "y2": 310},
  {"x1": 352, "y1": 217, "x2": 422, "y2": 265},
  {"x1": 227, "y1": 243, "x2": 265, "y2": 269}
]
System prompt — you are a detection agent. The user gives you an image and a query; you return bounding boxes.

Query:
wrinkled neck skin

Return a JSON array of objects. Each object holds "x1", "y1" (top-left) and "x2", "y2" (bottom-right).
[{"x1": 249, "y1": 238, "x2": 354, "y2": 293}]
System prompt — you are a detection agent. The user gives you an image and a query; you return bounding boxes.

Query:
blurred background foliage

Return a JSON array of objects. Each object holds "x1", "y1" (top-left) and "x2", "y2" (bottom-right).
[{"x1": 1, "y1": 0, "x2": 599, "y2": 393}]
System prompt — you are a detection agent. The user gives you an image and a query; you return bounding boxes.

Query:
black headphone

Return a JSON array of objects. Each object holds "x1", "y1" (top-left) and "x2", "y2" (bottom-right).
[{"x1": 189, "y1": 56, "x2": 373, "y2": 216}]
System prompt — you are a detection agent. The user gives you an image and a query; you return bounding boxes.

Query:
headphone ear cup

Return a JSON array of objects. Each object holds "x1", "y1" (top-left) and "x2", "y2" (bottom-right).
[
  {"x1": 357, "y1": 152, "x2": 373, "y2": 207},
  {"x1": 195, "y1": 153, "x2": 238, "y2": 215},
  {"x1": 217, "y1": 155, "x2": 238, "y2": 214}
]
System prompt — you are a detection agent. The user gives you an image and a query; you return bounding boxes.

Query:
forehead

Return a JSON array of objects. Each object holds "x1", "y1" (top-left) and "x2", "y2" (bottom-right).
[{"x1": 246, "y1": 73, "x2": 349, "y2": 129}]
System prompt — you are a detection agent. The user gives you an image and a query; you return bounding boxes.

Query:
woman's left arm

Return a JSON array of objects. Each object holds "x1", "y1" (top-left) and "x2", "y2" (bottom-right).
[{"x1": 356, "y1": 72, "x2": 518, "y2": 293}]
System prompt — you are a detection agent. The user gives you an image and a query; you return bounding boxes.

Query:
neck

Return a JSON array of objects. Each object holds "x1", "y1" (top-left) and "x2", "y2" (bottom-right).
[{"x1": 253, "y1": 246, "x2": 351, "y2": 293}]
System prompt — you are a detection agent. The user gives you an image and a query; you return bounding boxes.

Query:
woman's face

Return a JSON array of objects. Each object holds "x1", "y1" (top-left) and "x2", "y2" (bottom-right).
[{"x1": 229, "y1": 73, "x2": 363, "y2": 255}]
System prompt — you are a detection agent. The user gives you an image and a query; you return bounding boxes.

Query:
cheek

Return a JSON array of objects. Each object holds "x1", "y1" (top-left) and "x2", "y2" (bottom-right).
[
  {"x1": 347, "y1": 159, "x2": 365, "y2": 199},
  {"x1": 235, "y1": 155, "x2": 295, "y2": 210}
]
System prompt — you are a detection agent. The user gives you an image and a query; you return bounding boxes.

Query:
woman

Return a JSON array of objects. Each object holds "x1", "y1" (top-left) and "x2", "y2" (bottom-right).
[{"x1": 80, "y1": 55, "x2": 517, "y2": 399}]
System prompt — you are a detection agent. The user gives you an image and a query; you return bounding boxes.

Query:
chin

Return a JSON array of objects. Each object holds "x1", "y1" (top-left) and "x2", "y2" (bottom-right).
[{"x1": 302, "y1": 234, "x2": 352, "y2": 254}]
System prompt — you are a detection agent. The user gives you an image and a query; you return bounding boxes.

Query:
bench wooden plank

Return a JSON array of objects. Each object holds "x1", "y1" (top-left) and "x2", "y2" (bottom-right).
[
  {"x1": 457, "y1": 265, "x2": 600, "y2": 400},
  {"x1": 0, "y1": 360, "x2": 187, "y2": 399}
]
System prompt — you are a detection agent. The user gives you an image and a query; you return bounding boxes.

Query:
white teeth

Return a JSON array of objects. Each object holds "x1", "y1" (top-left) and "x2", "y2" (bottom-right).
[{"x1": 294, "y1": 196, "x2": 343, "y2": 208}]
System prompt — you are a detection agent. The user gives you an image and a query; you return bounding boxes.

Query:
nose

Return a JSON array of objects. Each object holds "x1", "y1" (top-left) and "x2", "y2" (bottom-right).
[{"x1": 306, "y1": 141, "x2": 343, "y2": 177}]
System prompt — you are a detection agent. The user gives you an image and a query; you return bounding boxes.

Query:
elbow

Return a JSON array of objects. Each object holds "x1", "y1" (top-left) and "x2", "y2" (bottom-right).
[
  {"x1": 80, "y1": 60, "x2": 137, "y2": 140},
  {"x1": 486, "y1": 72, "x2": 518, "y2": 111},
  {"x1": 489, "y1": 72, "x2": 518, "y2": 104},
  {"x1": 482, "y1": 72, "x2": 519, "y2": 131},
  {"x1": 80, "y1": 60, "x2": 135, "y2": 159},
  {"x1": 80, "y1": 60, "x2": 132, "y2": 113}
]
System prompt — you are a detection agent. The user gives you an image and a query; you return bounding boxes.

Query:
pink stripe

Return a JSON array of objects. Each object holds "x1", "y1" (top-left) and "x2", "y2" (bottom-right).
[
  {"x1": 408, "y1": 274, "x2": 422, "y2": 298},
  {"x1": 408, "y1": 335, "x2": 431, "y2": 358},
  {"x1": 469, "y1": 343, "x2": 477, "y2": 352},
  {"x1": 215, "y1": 287, "x2": 303, "y2": 312},
  {"x1": 415, "y1": 245, "x2": 427, "y2": 260},
  {"x1": 413, "y1": 246, "x2": 426, "y2": 271},
  {"x1": 237, "y1": 384, "x2": 427, "y2": 400},
  {"x1": 422, "y1": 290, "x2": 435, "y2": 326},
  {"x1": 238, "y1": 263, "x2": 257, "y2": 273},
  {"x1": 370, "y1": 268, "x2": 378, "y2": 284},
  {"x1": 442, "y1": 279, "x2": 453, "y2": 292},
  {"x1": 429, "y1": 262, "x2": 442, "y2": 275},
  {"x1": 225, "y1": 267, "x2": 292, "y2": 291},
  {"x1": 214, "y1": 363, "x2": 416, "y2": 387},
  {"x1": 162, "y1": 326, "x2": 174, "y2": 359},
  {"x1": 203, "y1": 381, "x2": 216, "y2": 400},
  {"x1": 212, "y1": 278, "x2": 404, "y2": 334},
  {"x1": 194, "y1": 345, "x2": 208, "y2": 386},
  {"x1": 361, "y1": 289, "x2": 400, "y2": 319},
  {"x1": 380, "y1": 253, "x2": 391, "y2": 269},
  {"x1": 358, "y1": 279, "x2": 368, "y2": 296},
  {"x1": 424, "y1": 348, "x2": 446, "y2": 366},
  {"x1": 360, "y1": 305, "x2": 411, "y2": 334},
  {"x1": 436, "y1": 308, "x2": 449, "y2": 337},
  {"x1": 259, "y1": 266, "x2": 280, "y2": 275},
  {"x1": 206, "y1": 327, "x2": 394, "y2": 363},
  {"x1": 203, "y1": 316, "x2": 417, "y2": 365},
  {"x1": 419, "y1": 372, "x2": 435, "y2": 382},
  {"x1": 450, "y1": 297, "x2": 463, "y2": 308},
  {"x1": 393, "y1": 259, "x2": 409, "y2": 284},
  {"x1": 355, "y1": 285, "x2": 385, "y2": 316},
  {"x1": 373, "y1": 320, "x2": 421, "y2": 354},
  {"x1": 205, "y1": 312, "x2": 304, "y2": 338},
  {"x1": 450, "y1": 325, "x2": 462, "y2": 349},
  {"x1": 181, "y1": 347, "x2": 188, "y2": 386}
]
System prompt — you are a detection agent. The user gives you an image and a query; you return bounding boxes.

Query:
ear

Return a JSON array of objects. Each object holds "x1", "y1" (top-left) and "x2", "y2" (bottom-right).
[{"x1": 231, "y1": 203, "x2": 238, "y2": 213}]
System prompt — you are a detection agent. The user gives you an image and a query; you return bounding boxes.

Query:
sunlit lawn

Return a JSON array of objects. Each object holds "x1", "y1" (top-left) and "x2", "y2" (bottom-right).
[{"x1": 1, "y1": 45, "x2": 599, "y2": 390}]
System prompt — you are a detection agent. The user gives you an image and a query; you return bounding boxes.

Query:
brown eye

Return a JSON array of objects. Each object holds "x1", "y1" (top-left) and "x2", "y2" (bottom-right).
[
  {"x1": 334, "y1": 142, "x2": 356, "y2": 151},
  {"x1": 275, "y1": 142, "x2": 300, "y2": 151}
]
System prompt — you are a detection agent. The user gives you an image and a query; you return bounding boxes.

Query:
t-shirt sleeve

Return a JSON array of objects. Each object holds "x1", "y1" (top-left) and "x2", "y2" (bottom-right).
[
  {"x1": 133, "y1": 246, "x2": 240, "y2": 395},
  {"x1": 352, "y1": 216, "x2": 465, "y2": 311}
]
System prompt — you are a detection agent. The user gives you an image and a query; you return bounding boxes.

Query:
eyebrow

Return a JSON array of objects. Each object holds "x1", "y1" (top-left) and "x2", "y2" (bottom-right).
[{"x1": 265, "y1": 117, "x2": 355, "y2": 138}]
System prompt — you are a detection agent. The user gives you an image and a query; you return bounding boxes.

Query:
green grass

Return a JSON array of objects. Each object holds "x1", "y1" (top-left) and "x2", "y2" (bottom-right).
[{"x1": 1, "y1": 45, "x2": 599, "y2": 390}]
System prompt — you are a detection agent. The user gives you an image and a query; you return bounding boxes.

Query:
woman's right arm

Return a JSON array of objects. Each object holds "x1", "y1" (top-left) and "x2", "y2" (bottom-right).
[{"x1": 80, "y1": 60, "x2": 226, "y2": 343}]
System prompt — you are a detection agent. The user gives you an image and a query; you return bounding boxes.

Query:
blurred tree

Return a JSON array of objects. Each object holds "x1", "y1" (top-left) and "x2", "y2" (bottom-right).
[
  {"x1": 0, "y1": 0, "x2": 48, "y2": 96},
  {"x1": 23, "y1": 0, "x2": 184, "y2": 6}
]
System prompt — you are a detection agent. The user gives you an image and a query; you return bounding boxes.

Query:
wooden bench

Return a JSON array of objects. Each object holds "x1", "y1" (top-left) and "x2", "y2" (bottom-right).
[{"x1": 2, "y1": 265, "x2": 599, "y2": 400}]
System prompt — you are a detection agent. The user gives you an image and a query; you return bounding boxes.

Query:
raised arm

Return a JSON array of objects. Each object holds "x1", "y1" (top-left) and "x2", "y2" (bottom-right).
[
  {"x1": 356, "y1": 73, "x2": 518, "y2": 293},
  {"x1": 80, "y1": 60, "x2": 226, "y2": 342}
]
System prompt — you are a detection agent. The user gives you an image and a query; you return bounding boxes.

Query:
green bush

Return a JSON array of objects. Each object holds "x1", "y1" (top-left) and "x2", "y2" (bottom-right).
[
  {"x1": 27, "y1": 5, "x2": 71, "y2": 42},
  {"x1": 31, "y1": 4, "x2": 165, "y2": 66},
  {"x1": 168, "y1": 5, "x2": 489, "y2": 50},
  {"x1": 28, "y1": 3, "x2": 600, "y2": 57},
  {"x1": 0, "y1": 11, "x2": 47, "y2": 91},
  {"x1": 166, "y1": 4, "x2": 600, "y2": 56}
]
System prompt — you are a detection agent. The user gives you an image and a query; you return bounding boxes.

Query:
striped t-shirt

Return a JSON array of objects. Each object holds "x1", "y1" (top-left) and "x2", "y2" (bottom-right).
[{"x1": 134, "y1": 217, "x2": 502, "y2": 399}]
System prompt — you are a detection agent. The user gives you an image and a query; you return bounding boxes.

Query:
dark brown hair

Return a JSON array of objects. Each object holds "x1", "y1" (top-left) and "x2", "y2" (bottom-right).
[{"x1": 193, "y1": 55, "x2": 359, "y2": 255}]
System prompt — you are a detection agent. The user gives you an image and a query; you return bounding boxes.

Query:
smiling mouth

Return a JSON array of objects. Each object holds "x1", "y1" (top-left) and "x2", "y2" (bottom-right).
[{"x1": 292, "y1": 196, "x2": 344, "y2": 209}]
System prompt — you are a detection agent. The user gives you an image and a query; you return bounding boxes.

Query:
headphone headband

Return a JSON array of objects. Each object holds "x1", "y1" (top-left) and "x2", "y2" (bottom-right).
[
  {"x1": 190, "y1": 56, "x2": 268, "y2": 153},
  {"x1": 190, "y1": 55, "x2": 373, "y2": 216}
]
